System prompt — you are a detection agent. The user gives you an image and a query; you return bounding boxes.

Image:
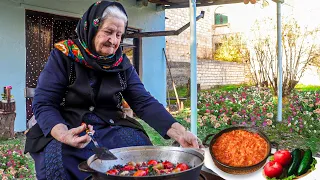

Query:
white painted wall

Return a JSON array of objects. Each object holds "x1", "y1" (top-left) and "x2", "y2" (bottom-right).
[
  {"x1": 0, "y1": 0, "x2": 27, "y2": 132},
  {"x1": 0, "y1": 0, "x2": 167, "y2": 131}
]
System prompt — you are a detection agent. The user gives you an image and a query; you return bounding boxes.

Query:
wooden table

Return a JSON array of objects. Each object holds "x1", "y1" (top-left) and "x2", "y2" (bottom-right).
[{"x1": 0, "y1": 110, "x2": 16, "y2": 139}]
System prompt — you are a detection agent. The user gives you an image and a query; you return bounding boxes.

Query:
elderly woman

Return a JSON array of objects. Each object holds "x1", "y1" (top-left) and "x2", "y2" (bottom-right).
[{"x1": 25, "y1": 1, "x2": 199, "y2": 179}]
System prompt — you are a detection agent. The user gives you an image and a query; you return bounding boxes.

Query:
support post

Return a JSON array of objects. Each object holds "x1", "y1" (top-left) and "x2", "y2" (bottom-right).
[
  {"x1": 276, "y1": 1, "x2": 283, "y2": 122},
  {"x1": 189, "y1": 0, "x2": 197, "y2": 135}
]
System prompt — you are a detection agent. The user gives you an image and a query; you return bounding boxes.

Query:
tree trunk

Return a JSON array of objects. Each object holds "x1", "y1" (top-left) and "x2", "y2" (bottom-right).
[
  {"x1": 0, "y1": 112, "x2": 16, "y2": 139},
  {"x1": 272, "y1": 77, "x2": 278, "y2": 96},
  {"x1": 1, "y1": 102, "x2": 15, "y2": 112},
  {"x1": 283, "y1": 80, "x2": 299, "y2": 97}
]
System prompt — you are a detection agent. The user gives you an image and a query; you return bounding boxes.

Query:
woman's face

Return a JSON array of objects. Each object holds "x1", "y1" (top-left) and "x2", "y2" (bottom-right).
[{"x1": 93, "y1": 16, "x2": 125, "y2": 56}]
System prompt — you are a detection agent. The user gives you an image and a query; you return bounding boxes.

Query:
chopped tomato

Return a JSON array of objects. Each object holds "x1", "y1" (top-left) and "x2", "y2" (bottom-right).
[
  {"x1": 160, "y1": 169, "x2": 171, "y2": 174},
  {"x1": 153, "y1": 163, "x2": 164, "y2": 170},
  {"x1": 163, "y1": 161, "x2": 173, "y2": 169},
  {"x1": 147, "y1": 160, "x2": 158, "y2": 165},
  {"x1": 107, "y1": 160, "x2": 191, "y2": 176},
  {"x1": 106, "y1": 169, "x2": 119, "y2": 175},
  {"x1": 172, "y1": 168, "x2": 180, "y2": 173},
  {"x1": 176, "y1": 163, "x2": 189, "y2": 171},
  {"x1": 133, "y1": 170, "x2": 147, "y2": 177},
  {"x1": 123, "y1": 165, "x2": 135, "y2": 171},
  {"x1": 127, "y1": 161, "x2": 136, "y2": 166},
  {"x1": 154, "y1": 168, "x2": 161, "y2": 175}
]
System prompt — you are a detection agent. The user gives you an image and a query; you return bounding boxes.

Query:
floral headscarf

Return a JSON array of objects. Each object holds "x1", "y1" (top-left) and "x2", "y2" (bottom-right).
[{"x1": 54, "y1": 1, "x2": 131, "y2": 72}]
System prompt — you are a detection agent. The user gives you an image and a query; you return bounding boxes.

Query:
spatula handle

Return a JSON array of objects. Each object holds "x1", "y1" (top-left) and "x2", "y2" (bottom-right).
[{"x1": 87, "y1": 132, "x2": 100, "y2": 148}]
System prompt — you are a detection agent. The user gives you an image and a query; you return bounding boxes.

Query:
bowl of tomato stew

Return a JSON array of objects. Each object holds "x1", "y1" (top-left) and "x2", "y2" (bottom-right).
[
  {"x1": 78, "y1": 146, "x2": 204, "y2": 179},
  {"x1": 203, "y1": 126, "x2": 271, "y2": 174}
]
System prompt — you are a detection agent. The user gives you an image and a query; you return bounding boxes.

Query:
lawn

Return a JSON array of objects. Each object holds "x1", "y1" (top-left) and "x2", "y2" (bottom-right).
[{"x1": 0, "y1": 84, "x2": 319, "y2": 178}]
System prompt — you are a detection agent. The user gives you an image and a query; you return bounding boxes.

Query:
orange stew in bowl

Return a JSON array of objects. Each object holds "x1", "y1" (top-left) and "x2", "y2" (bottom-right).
[{"x1": 212, "y1": 130, "x2": 268, "y2": 167}]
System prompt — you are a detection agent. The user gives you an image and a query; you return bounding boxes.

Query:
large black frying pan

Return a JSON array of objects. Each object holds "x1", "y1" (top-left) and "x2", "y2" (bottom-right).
[{"x1": 78, "y1": 146, "x2": 204, "y2": 180}]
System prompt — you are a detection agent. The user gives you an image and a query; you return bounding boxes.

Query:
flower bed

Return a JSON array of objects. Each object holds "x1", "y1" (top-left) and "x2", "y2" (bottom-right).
[
  {"x1": 285, "y1": 91, "x2": 320, "y2": 137},
  {"x1": 197, "y1": 87, "x2": 275, "y2": 128},
  {"x1": 0, "y1": 135, "x2": 35, "y2": 179},
  {"x1": 173, "y1": 86, "x2": 320, "y2": 153}
]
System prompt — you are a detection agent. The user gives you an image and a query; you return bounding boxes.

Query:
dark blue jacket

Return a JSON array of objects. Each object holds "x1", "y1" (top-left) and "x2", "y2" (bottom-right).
[{"x1": 32, "y1": 49, "x2": 176, "y2": 139}]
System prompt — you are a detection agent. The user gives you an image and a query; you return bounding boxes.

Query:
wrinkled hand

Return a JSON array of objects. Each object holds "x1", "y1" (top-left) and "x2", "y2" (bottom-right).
[
  {"x1": 177, "y1": 130, "x2": 200, "y2": 148},
  {"x1": 167, "y1": 122, "x2": 204, "y2": 148},
  {"x1": 51, "y1": 123, "x2": 94, "y2": 148}
]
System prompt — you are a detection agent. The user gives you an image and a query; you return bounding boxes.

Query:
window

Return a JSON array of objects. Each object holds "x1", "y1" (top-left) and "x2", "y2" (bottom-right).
[
  {"x1": 215, "y1": 43, "x2": 222, "y2": 51},
  {"x1": 214, "y1": 13, "x2": 228, "y2": 25}
]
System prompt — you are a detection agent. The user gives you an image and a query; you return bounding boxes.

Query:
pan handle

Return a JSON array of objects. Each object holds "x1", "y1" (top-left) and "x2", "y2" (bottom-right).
[
  {"x1": 78, "y1": 161, "x2": 96, "y2": 173},
  {"x1": 202, "y1": 133, "x2": 216, "y2": 147}
]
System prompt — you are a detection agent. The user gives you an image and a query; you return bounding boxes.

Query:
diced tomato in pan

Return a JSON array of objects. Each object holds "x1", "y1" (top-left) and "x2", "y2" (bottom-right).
[
  {"x1": 122, "y1": 165, "x2": 135, "y2": 171},
  {"x1": 147, "y1": 160, "x2": 158, "y2": 165},
  {"x1": 176, "y1": 163, "x2": 189, "y2": 171},
  {"x1": 163, "y1": 161, "x2": 174, "y2": 169},
  {"x1": 106, "y1": 169, "x2": 119, "y2": 175},
  {"x1": 133, "y1": 170, "x2": 147, "y2": 177}
]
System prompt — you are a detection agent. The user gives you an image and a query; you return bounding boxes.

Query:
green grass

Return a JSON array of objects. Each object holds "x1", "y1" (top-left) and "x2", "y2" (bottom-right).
[
  {"x1": 168, "y1": 86, "x2": 189, "y2": 98},
  {"x1": 137, "y1": 119, "x2": 174, "y2": 146},
  {"x1": 208, "y1": 84, "x2": 249, "y2": 92},
  {"x1": 167, "y1": 86, "x2": 190, "y2": 108},
  {"x1": 295, "y1": 84, "x2": 320, "y2": 91},
  {"x1": 0, "y1": 137, "x2": 21, "y2": 146}
]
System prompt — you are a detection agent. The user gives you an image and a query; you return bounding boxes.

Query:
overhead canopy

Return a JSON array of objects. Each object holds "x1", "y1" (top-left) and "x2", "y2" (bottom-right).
[{"x1": 148, "y1": 0, "x2": 244, "y2": 8}]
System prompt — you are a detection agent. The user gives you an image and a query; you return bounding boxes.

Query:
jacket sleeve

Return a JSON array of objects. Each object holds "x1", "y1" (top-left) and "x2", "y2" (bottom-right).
[
  {"x1": 32, "y1": 49, "x2": 69, "y2": 137},
  {"x1": 122, "y1": 66, "x2": 177, "y2": 139}
]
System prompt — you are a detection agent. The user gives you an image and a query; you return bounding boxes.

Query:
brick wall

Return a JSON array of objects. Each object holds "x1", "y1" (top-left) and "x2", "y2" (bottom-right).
[
  {"x1": 167, "y1": 60, "x2": 250, "y2": 89},
  {"x1": 165, "y1": 7, "x2": 214, "y2": 62},
  {"x1": 197, "y1": 60, "x2": 248, "y2": 89},
  {"x1": 167, "y1": 61, "x2": 190, "y2": 89}
]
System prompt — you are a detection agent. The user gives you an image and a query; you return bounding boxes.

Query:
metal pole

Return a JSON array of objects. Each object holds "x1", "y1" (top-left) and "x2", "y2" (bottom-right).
[
  {"x1": 189, "y1": 0, "x2": 197, "y2": 135},
  {"x1": 277, "y1": 1, "x2": 283, "y2": 122}
]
